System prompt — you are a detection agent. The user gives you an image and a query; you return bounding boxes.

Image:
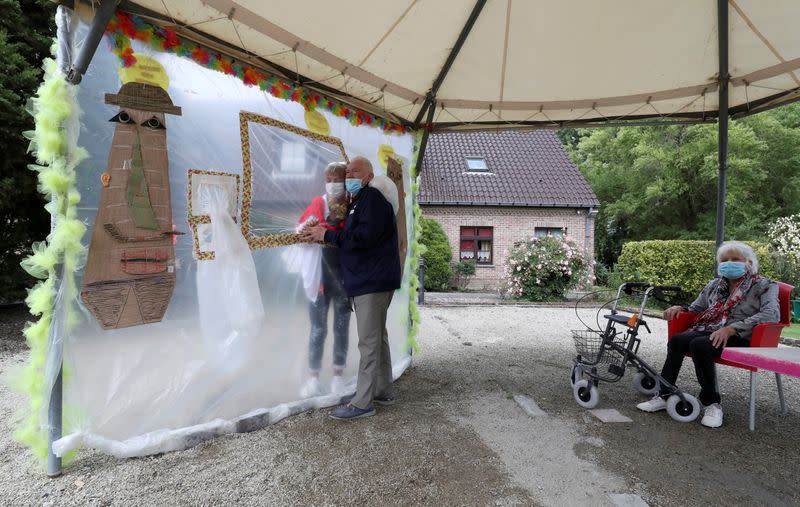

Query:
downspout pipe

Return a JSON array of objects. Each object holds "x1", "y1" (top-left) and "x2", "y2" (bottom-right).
[{"x1": 584, "y1": 207, "x2": 598, "y2": 260}]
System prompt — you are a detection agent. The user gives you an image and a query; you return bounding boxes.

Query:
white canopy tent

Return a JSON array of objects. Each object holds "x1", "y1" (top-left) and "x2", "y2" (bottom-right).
[
  {"x1": 63, "y1": 0, "x2": 800, "y2": 244},
  {"x1": 67, "y1": 0, "x2": 800, "y2": 129},
  {"x1": 43, "y1": 0, "x2": 799, "y2": 476}
]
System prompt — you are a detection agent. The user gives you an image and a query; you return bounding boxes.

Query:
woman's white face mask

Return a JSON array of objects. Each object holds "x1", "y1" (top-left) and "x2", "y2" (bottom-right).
[{"x1": 326, "y1": 182, "x2": 345, "y2": 198}]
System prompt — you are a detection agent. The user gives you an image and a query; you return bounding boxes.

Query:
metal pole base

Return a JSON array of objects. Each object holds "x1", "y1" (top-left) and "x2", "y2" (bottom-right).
[
  {"x1": 47, "y1": 369, "x2": 63, "y2": 477},
  {"x1": 776, "y1": 373, "x2": 787, "y2": 414},
  {"x1": 749, "y1": 370, "x2": 757, "y2": 432}
]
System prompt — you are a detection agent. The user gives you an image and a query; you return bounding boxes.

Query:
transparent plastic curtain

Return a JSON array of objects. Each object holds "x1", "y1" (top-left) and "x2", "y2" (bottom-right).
[{"x1": 52, "y1": 14, "x2": 415, "y2": 458}]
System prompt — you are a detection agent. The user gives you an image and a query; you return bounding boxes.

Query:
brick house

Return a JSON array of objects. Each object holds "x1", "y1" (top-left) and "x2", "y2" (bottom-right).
[{"x1": 419, "y1": 130, "x2": 600, "y2": 290}]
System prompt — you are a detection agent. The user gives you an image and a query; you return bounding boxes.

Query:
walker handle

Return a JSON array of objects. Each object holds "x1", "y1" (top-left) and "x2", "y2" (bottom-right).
[
  {"x1": 653, "y1": 285, "x2": 681, "y2": 292},
  {"x1": 622, "y1": 281, "x2": 649, "y2": 295}
]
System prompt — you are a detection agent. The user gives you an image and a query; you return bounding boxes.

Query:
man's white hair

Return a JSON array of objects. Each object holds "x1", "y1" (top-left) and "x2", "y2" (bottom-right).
[
  {"x1": 350, "y1": 155, "x2": 374, "y2": 174},
  {"x1": 324, "y1": 161, "x2": 347, "y2": 177},
  {"x1": 717, "y1": 240, "x2": 759, "y2": 274}
]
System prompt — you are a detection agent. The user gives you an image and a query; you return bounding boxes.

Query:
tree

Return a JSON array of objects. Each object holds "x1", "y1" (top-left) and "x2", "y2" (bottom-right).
[
  {"x1": 0, "y1": 1, "x2": 55, "y2": 303},
  {"x1": 563, "y1": 103, "x2": 800, "y2": 267}
]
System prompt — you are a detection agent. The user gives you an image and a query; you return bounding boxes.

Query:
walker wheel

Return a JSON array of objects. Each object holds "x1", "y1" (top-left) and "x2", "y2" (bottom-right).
[
  {"x1": 573, "y1": 379, "x2": 600, "y2": 409},
  {"x1": 666, "y1": 393, "x2": 701, "y2": 423},
  {"x1": 632, "y1": 371, "x2": 660, "y2": 395}
]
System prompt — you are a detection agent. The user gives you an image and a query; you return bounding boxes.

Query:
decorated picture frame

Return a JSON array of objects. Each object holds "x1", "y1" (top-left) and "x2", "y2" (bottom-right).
[
  {"x1": 187, "y1": 169, "x2": 241, "y2": 260},
  {"x1": 238, "y1": 111, "x2": 349, "y2": 250}
]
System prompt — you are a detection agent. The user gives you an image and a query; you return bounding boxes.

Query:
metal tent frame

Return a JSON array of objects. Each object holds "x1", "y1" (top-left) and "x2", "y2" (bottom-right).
[{"x1": 45, "y1": 0, "x2": 771, "y2": 476}]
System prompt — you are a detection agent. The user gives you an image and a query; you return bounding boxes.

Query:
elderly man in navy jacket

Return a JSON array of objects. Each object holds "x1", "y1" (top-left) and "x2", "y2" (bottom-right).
[{"x1": 301, "y1": 156, "x2": 401, "y2": 420}]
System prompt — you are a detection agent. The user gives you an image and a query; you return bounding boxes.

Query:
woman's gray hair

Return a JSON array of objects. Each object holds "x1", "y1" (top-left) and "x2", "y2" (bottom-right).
[
  {"x1": 324, "y1": 161, "x2": 347, "y2": 178},
  {"x1": 716, "y1": 240, "x2": 759, "y2": 274}
]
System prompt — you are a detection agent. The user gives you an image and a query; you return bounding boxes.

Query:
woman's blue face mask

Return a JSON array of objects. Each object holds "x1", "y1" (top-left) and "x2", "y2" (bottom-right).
[{"x1": 718, "y1": 261, "x2": 747, "y2": 279}]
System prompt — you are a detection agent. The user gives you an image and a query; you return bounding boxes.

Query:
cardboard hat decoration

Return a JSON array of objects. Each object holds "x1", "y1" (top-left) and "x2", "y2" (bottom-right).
[{"x1": 105, "y1": 81, "x2": 182, "y2": 115}]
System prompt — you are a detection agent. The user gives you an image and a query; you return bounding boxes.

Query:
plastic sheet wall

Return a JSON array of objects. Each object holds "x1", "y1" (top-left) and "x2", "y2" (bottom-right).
[{"x1": 52, "y1": 18, "x2": 416, "y2": 458}]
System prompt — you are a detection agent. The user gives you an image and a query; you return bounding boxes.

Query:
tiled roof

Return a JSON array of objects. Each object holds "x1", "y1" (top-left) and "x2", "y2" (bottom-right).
[{"x1": 418, "y1": 130, "x2": 600, "y2": 208}]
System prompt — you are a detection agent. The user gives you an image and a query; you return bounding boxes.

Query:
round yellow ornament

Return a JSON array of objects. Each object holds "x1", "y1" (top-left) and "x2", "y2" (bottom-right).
[{"x1": 304, "y1": 110, "x2": 330, "y2": 136}]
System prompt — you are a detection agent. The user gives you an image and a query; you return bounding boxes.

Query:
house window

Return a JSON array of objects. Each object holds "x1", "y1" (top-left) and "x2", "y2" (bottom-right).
[
  {"x1": 280, "y1": 142, "x2": 307, "y2": 173},
  {"x1": 460, "y1": 226, "x2": 493, "y2": 264},
  {"x1": 465, "y1": 156, "x2": 489, "y2": 172},
  {"x1": 535, "y1": 227, "x2": 566, "y2": 238}
]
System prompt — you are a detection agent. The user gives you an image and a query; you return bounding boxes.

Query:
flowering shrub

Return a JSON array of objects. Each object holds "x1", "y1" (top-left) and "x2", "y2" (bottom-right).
[
  {"x1": 502, "y1": 236, "x2": 589, "y2": 301},
  {"x1": 767, "y1": 213, "x2": 800, "y2": 261},
  {"x1": 767, "y1": 214, "x2": 800, "y2": 295}
]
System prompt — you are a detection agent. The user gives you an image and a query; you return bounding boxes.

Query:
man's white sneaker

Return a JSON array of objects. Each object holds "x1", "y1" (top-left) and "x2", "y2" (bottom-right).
[
  {"x1": 636, "y1": 395, "x2": 667, "y2": 412},
  {"x1": 330, "y1": 375, "x2": 346, "y2": 394},
  {"x1": 701, "y1": 403, "x2": 723, "y2": 428},
  {"x1": 300, "y1": 377, "x2": 324, "y2": 398}
]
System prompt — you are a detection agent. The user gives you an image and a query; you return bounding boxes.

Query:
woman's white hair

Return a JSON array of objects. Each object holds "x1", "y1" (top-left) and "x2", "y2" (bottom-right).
[
  {"x1": 324, "y1": 161, "x2": 347, "y2": 177},
  {"x1": 717, "y1": 240, "x2": 759, "y2": 274}
]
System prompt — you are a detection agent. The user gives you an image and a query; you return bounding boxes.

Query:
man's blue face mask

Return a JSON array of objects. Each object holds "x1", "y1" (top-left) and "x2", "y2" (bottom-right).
[
  {"x1": 718, "y1": 261, "x2": 747, "y2": 279},
  {"x1": 346, "y1": 178, "x2": 363, "y2": 195}
]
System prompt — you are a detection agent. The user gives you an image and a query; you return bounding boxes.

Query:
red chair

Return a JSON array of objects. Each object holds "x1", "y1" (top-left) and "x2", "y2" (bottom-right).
[{"x1": 667, "y1": 281, "x2": 794, "y2": 430}]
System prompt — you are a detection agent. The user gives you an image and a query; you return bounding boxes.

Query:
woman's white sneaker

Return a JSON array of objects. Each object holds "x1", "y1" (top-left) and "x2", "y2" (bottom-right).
[
  {"x1": 300, "y1": 377, "x2": 324, "y2": 398},
  {"x1": 330, "y1": 375, "x2": 346, "y2": 394},
  {"x1": 636, "y1": 395, "x2": 667, "y2": 412},
  {"x1": 701, "y1": 404, "x2": 723, "y2": 428}
]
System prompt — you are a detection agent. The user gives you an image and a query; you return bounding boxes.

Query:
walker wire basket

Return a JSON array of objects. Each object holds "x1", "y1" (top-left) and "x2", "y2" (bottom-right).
[{"x1": 572, "y1": 329, "x2": 629, "y2": 383}]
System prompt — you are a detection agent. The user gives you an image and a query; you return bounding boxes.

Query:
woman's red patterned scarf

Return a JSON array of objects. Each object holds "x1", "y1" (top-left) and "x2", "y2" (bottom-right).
[{"x1": 692, "y1": 273, "x2": 761, "y2": 332}]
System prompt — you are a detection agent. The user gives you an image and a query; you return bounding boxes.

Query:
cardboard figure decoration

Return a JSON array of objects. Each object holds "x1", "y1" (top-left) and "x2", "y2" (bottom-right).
[
  {"x1": 81, "y1": 61, "x2": 182, "y2": 329},
  {"x1": 386, "y1": 157, "x2": 408, "y2": 278}
]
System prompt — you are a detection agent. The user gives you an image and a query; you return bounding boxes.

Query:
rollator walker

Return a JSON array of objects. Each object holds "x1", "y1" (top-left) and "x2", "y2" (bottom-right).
[{"x1": 570, "y1": 282, "x2": 703, "y2": 422}]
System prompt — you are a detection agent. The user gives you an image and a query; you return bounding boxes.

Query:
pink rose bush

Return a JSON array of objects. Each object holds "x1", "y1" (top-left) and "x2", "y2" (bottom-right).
[{"x1": 501, "y1": 236, "x2": 589, "y2": 301}]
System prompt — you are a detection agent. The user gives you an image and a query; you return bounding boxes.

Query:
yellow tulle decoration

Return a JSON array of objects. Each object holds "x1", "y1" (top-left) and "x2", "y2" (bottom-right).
[
  {"x1": 12, "y1": 44, "x2": 87, "y2": 464},
  {"x1": 405, "y1": 132, "x2": 424, "y2": 353}
]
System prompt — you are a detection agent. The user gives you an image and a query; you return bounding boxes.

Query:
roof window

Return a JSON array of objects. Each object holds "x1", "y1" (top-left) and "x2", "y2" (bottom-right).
[{"x1": 465, "y1": 156, "x2": 489, "y2": 172}]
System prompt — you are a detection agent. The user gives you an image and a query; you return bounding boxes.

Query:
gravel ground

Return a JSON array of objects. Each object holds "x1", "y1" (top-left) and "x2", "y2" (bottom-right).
[{"x1": 1, "y1": 304, "x2": 799, "y2": 506}]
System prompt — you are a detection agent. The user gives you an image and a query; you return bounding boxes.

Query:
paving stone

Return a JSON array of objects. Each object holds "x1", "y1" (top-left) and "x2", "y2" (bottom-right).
[
  {"x1": 608, "y1": 493, "x2": 649, "y2": 507},
  {"x1": 590, "y1": 409, "x2": 633, "y2": 423},
  {"x1": 513, "y1": 394, "x2": 546, "y2": 417}
]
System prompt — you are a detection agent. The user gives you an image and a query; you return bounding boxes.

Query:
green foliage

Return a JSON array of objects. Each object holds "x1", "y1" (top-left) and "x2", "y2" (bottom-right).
[
  {"x1": 452, "y1": 259, "x2": 476, "y2": 291},
  {"x1": 615, "y1": 240, "x2": 776, "y2": 297},
  {"x1": 769, "y1": 253, "x2": 800, "y2": 298},
  {"x1": 0, "y1": 0, "x2": 55, "y2": 303},
  {"x1": 593, "y1": 261, "x2": 611, "y2": 287},
  {"x1": 564, "y1": 104, "x2": 800, "y2": 268},
  {"x1": 419, "y1": 216, "x2": 452, "y2": 291},
  {"x1": 503, "y1": 236, "x2": 588, "y2": 301}
]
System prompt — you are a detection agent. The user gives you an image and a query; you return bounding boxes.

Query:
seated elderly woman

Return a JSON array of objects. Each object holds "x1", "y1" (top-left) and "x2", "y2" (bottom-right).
[{"x1": 636, "y1": 241, "x2": 779, "y2": 428}]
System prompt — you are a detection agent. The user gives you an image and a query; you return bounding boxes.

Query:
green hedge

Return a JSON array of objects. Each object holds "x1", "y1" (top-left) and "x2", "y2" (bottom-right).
[
  {"x1": 420, "y1": 216, "x2": 453, "y2": 290},
  {"x1": 615, "y1": 240, "x2": 776, "y2": 296}
]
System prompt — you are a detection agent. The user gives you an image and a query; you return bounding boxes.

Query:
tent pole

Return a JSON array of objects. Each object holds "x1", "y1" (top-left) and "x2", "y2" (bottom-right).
[
  {"x1": 413, "y1": 0, "x2": 487, "y2": 125},
  {"x1": 715, "y1": 0, "x2": 729, "y2": 250},
  {"x1": 65, "y1": 0, "x2": 120, "y2": 84},
  {"x1": 415, "y1": 100, "x2": 438, "y2": 177}
]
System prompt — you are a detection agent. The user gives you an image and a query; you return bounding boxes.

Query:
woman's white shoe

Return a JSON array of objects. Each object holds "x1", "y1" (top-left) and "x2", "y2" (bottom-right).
[
  {"x1": 300, "y1": 377, "x2": 324, "y2": 398},
  {"x1": 330, "y1": 375, "x2": 346, "y2": 394},
  {"x1": 701, "y1": 404, "x2": 723, "y2": 428},
  {"x1": 636, "y1": 395, "x2": 667, "y2": 412}
]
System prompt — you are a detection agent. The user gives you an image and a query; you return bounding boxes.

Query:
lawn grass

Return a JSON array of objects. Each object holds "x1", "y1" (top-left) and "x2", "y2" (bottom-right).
[{"x1": 782, "y1": 323, "x2": 800, "y2": 340}]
